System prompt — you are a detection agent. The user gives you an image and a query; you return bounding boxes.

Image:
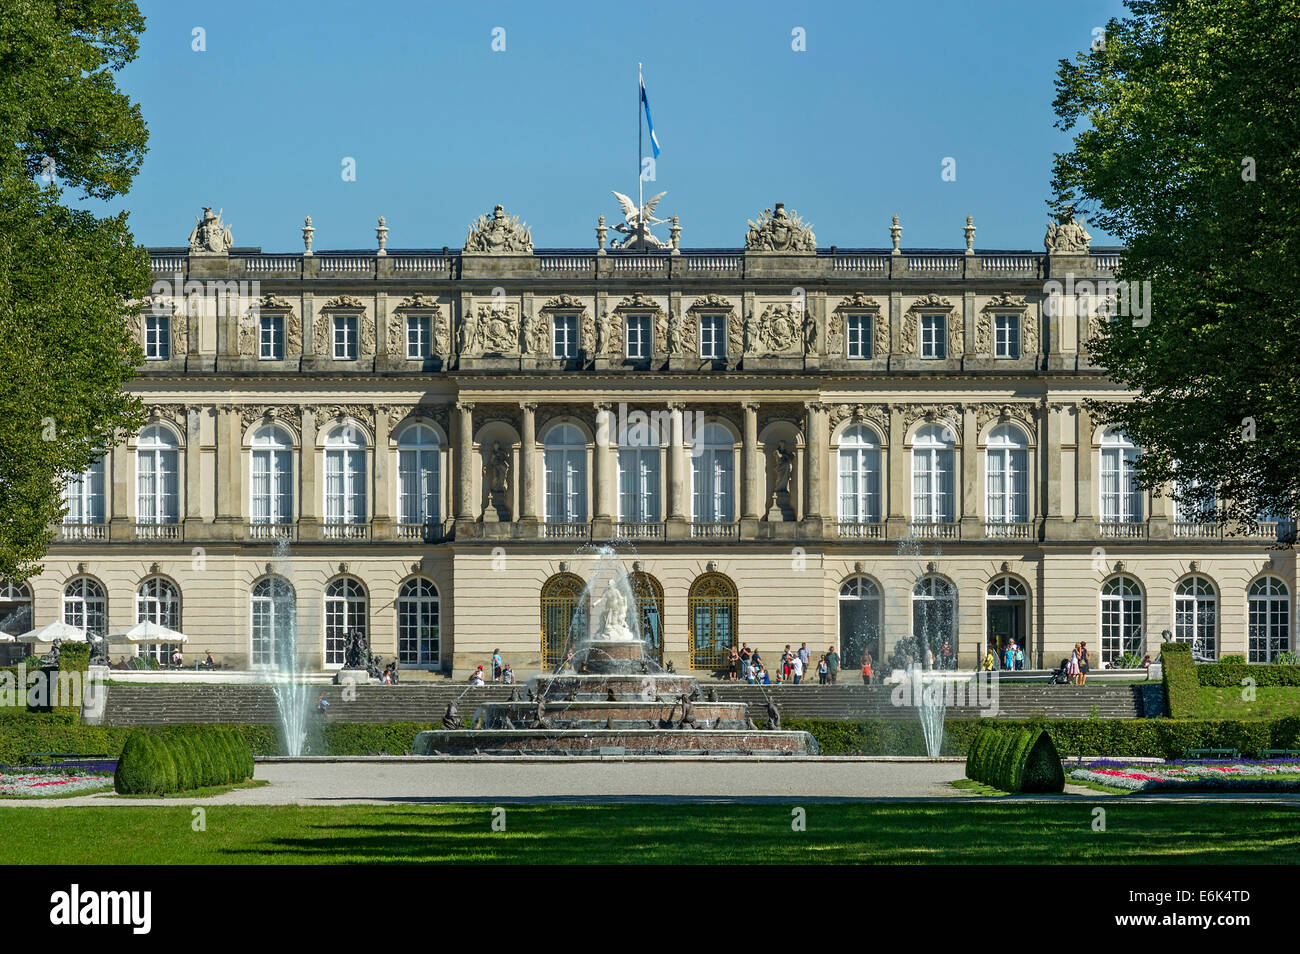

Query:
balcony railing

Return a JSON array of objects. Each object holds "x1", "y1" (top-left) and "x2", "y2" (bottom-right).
[
  {"x1": 1172, "y1": 520, "x2": 1223, "y2": 539},
  {"x1": 833, "y1": 520, "x2": 884, "y2": 540},
  {"x1": 613, "y1": 521, "x2": 665, "y2": 540},
  {"x1": 690, "y1": 521, "x2": 738, "y2": 540},
  {"x1": 322, "y1": 522, "x2": 371, "y2": 541},
  {"x1": 247, "y1": 522, "x2": 297, "y2": 541},
  {"x1": 543, "y1": 521, "x2": 591, "y2": 540},
  {"x1": 150, "y1": 255, "x2": 187, "y2": 275},
  {"x1": 59, "y1": 522, "x2": 108, "y2": 542},
  {"x1": 908, "y1": 522, "x2": 961, "y2": 540},
  {"x1": 984, "y1": 521, "x2": 1035, "y2": 540},
  {"x1": 317, "y1": 255, "x2": 376, "y2": 275},
  {"x1": 1099, "y1": 520, "x2": 1148, "y2": 539},
  {"x1": 397, "y1": 521, "x2": 450, "y2": 542},
  {"x1": 133, "y1": 522, "x2": 182, "y2": 540},
  {"x1": 538, "y1": 255, "x2": 595, "y2": 275}
]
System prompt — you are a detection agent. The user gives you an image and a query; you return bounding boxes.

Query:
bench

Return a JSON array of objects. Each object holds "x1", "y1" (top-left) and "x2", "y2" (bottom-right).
[
  {"x1": 1261, "y1": 749, "x2": 1300, "y2": 759},
  {"x1": 1184, "y1": 747, "x2": 1241, "y2": 759}
]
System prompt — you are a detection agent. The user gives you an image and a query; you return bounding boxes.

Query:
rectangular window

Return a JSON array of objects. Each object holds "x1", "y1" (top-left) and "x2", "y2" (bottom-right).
[
  {"x1": 846, "y1": 315, "x2": 872, "y2": 359},
  {"x1": 625, "y1": 315, "x2": 650, "y2": 359},
  {"x1": 1100, "y1": 448, "x2": 1143, "y2": 522},
  {"x1": 994, "y1": 314, "x2": 1020, "y2": 359},
  {"x1": 552, "y1": 315, "x2": 577, "y2": 359},
  {"x1": 920, "y1": 314, "x2": 945, "y2": 359},
  {"x1": 333, "y1": 316, "x2": 358, "y2": 361},
  {"x1": 144, "y1": 316, "x2": 170, "y2": 360},
  {"x1": 259, "y1": 315, "x2": 284, "y2": 360},
  {"x1": 618, "y1": 448, "x2": 661, "y2": 522},
  {"x1": 406, "y1": 315, "x2": 430, "y2": 360},
  {"x1": 699, "y1": 315, "x2": 727, "y2": 360}
]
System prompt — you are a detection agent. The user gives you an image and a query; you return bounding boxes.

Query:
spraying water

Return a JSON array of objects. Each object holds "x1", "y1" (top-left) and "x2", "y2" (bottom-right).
[{"x1": 264, "y1": 537, "x2": 309, "y2": 756}]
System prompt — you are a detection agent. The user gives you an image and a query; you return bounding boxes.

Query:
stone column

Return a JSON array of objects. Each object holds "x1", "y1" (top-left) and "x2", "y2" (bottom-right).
[
  {"x1": 519, "y1": 401, "x2": 538, "y2": 531},
  {"x1": 301, "y1": 293, "x2": 315, "y2": 359},
  {"x1": 886, "y1": 404, "x2": 907, "y2": 538},
  {"x1": 741, "y1": 401, "x2": 760, "y2": 533},
  {"x1": 184, "y1": 406, "x2": 203, "y2": 534},
  {"x1": 960, "y1": 404, "x2": 979, "y2": 533},
  {"x1": 214, "y1": 407, "x2": 240, "y2": 539},
  {"x1": 299, "y1": 407, "x2": 319, "y2": 540},
  {"x1": 455, "y1": 402, "x2": 476, "y2": 523},
  {"x1": 1044, "y1": 404, "x2": 1064, "y2": 538},
  {"x1": 665, "y1": 403, "x2": 688, "y2": 538},
  {"x1": 802, "y1": 402, "x2": 825, "y2": 533},
  {"x1": 593, "y1": 402, "x2": 614, "y2": 536},
  {"x1": 372, "y1": 405, "x2": 391, "y2": 536}
]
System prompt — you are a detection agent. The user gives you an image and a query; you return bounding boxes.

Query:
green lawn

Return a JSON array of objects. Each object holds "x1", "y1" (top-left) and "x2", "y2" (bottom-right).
[
  {"x1": 4, "y1": 801, "x2": 1298, "y2": 864},
  {"x1": 1189, "y1": 685, "x2": 1300, "y2": 720}
]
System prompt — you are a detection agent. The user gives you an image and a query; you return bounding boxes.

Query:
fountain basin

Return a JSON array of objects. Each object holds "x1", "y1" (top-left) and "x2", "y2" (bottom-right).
[
  {"x1": 529, "y1": 673, "x2": 699, "y2": 699},
  {"x1": 413, "y1": 728, "x2": 820, "y2": 756},
  {"x1": 473, "y1": 701, "x2": 748, "y2": 727}
]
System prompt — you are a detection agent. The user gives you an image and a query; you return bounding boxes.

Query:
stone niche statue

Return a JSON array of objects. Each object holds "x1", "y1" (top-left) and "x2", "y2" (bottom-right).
[
  {"x1": 767, "y1": 441, "x2": 796, "y2": 522},
  {"x1": 482, "y1": 440, "x2": 511, "y2": 522},
  {"x1": 745, "y1": 202, "x2": 815, "y2": 253},
  {"x1": 463, "y1": 204, "x2": 534, "y2": 254},
  {"x1": 1044, "y1": 213, "x2": 1092, "y2": 254},
  {"x1": 188, "y1": 206, "x2": 233, "y2": 254}
]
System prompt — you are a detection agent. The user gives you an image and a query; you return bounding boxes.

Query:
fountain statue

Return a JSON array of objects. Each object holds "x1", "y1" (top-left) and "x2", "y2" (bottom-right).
[{"x1": 591, "y1": 578, "x2": 636, "y2": 642}]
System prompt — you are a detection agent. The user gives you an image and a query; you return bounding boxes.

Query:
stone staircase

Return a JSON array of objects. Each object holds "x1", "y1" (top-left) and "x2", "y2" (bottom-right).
[{"x1": 98, "y1": 681, "x2": 1162, "y2": 726}]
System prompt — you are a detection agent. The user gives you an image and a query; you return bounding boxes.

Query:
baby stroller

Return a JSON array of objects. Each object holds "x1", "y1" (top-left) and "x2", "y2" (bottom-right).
[{"x1": 1048, "y1": 657, "x2": 1072, "y2": 684}]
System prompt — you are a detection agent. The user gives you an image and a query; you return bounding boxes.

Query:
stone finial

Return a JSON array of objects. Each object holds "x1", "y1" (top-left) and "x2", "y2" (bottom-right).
[
  {"x1": 670, "y1": 215, "x2": 681, "y2": 253},
  {"x1": 376, "y1": 216, "x2": 388, "y2": 256},
  {"x1": 964, "y1": 215, "x2": 976, "y2": 255},
  {"x1": 890, "y1": 215, "x2": 902, "y2": 254},
  {"x1": 595, "y1": 214, "x2": 607, "y2": 253},
  {"x1": 302, "y1": 215, "x2": 315, "y2": 256}
]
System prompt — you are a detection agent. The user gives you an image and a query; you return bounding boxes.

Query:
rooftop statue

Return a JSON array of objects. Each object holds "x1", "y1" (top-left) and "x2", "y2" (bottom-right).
[
  {"x1": 610, "y1": 190, "x2": 669, "y2": 250},
  {"x1": 1044, "y1": 212, "x2": 1092, "y2": 254},
  {"x1": 188, "y1": 207, "x2": 233, "y2": 254},
  {"x1": 464, "y1": 204, "x2": 533, "y2": 254},
  {"x1": 745, "y1": 201, "x2": 815, "y2": 252}
]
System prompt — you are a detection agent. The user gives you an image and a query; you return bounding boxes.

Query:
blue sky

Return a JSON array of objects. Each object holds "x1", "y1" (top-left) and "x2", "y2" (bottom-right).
[{"x1": 100, "y1": 0, "x2": 1128, "y2": 251}]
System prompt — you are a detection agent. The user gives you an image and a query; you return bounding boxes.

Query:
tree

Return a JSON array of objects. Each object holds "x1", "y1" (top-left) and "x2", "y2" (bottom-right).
[
  {"x1": 1050, "y1": 0, "x2": 1300, "y2": 532},
  {"x1": 0, "y1": 0, "x2": 150, "y2": 581}
]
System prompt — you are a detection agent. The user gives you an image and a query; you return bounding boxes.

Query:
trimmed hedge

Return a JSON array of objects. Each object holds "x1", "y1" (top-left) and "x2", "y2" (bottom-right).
[
  {"x1": 965, "y1": 724, "x2": 1065, "y2": 793},
  {"x1": 1196, "y1": 661, "x2": 1300, "y2": 688},
  {"x1": 114, "y1": 727, "x2": 255, "y2": 794},
  {"x1": 1161, "y1": 641, "x2": 1198, "y2": 718}
]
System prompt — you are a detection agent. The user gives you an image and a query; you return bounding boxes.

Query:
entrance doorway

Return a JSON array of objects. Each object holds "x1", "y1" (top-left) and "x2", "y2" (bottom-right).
[{"x1": 986, "y1": 576, "x2": 1029, "y2": 669}]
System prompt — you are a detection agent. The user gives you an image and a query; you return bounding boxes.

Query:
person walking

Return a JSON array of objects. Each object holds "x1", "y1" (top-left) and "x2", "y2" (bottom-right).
[
  {"x1": 791, "y1": 651, "x2": 804, "y2": 685},
  {"x1": 491, "y1": 648, "x2": 503, "y2": 682},
  {"x1": 861, "y1": 651, "x2": 873, "y2": 685},
  {"x1": 1079, "y1": 641, "x2": 1090, "y2": 684},
  {"x1": 826, "y1": 646, "x2": 839, "y2": 684}
]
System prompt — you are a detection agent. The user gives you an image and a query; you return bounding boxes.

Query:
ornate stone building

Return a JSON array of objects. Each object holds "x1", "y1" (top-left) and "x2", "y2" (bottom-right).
[{"x1": 16, "y1": 204, "x2": 1293, "y2": 676}]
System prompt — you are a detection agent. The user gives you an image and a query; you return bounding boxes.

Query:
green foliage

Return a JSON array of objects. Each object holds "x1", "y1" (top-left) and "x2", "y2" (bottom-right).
[
  {"x1": 0, "y1": 0, "x2": 151, "y2": 582},
  {"x1": 1276, "y1": 652, "x2": 1300, "y2": 666},
  {"x1": 1196, "y1": 661, "x2": 1300, "y2": 687},
  {"x1": 1052, "y1": 0, "x2": 1300, "y2": 523},
  {"x1": 1161, "y1": 642, "x2": 1199, "y2": 717},
  {"x1": 53, "y1": 642, "x2": 90, "y2": 721},
  {"x1": 113, "y1": 728, "x2": 254, "y2": 795},
  {"x1": 965, "y1": 723, "x2": 1067, "y2": 793}
]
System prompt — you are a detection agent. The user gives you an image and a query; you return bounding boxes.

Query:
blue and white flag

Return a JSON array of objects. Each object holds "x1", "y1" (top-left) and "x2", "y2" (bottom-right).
[{"x1": 640, "y1": 75, "x2": 660, "y2": 158}]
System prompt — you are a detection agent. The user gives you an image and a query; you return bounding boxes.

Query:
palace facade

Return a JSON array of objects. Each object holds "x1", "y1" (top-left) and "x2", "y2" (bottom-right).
[{"x1": 8, "y1": 203, "x2": 1293, "y2": 675}]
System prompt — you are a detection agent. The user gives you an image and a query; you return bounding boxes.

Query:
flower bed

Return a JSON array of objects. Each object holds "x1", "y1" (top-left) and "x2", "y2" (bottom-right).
[
  {"x1": 0, "y1": 772, "x2": 114, "y2": 797},
  {"x1": 1069, "y1": 758, "x2": 1300, "y2": 792}
]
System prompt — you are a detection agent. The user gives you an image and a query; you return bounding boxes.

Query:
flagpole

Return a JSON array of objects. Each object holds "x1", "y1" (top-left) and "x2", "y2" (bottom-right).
[{"x1": 638, "y1": 62, "x2": 644, "y2": 243}]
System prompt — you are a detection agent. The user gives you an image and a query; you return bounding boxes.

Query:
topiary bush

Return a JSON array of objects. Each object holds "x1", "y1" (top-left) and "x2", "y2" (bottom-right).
[
  {"x1": 964, "y1": 724, "x2": 1065, "y2": 793},
  {"x1": 112, "y1": 727, "x2": 255, "y2": 794},
  {"x1": 1017, "y1": 731, "x2": 1066, "y2": 793},
  {"x1": 1161, "y1": 641, "x2": 1198, "y2": 717}
]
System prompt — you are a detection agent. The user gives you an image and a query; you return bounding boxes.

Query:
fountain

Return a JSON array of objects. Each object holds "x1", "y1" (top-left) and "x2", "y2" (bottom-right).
[
  {"x1": 414, "y1": 545, "x2": 818, "y2": 756},
  {"x1": 264, "y1": 537, "x2": 310, "y2": 756},
  {"x1": 890, "y1": 532, "x2": 955, "y2": 758}
]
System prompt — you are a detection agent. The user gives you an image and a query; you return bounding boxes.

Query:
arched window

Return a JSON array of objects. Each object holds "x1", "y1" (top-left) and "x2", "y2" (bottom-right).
[
  {"x1": 0, "y1": 581, "x2": 33, "y2": 638},
  {"x1": 911, "y1": 424, "x2": 955, "y2": 524},
  {"x1": 1248, "y1": 577, "x2": 1290, "y2": 663},
  {"x1": 63, "y1": 454, "x2": 107, "y2": 526},
  {"x1": 629, "y1": 570, "x2": 665, "y2": 663},
  {"x1": 691, "y1": 424, "x2": 735, "y2": 524},
  {"x1": 1174, "y1": 575, "x2": 1217, "y2": 661},
  {"x1": 324, "y1": 425, "x2": 367, "y2": 524},
  {"x1": 63, "y1": 578, "x2": 106, "y2": 642},
  {"x1": 543, "y1": 424, "x2": 587, "y2": 524},
  {"x1": 839, "y1": 576, "x2": 881, "y2": 669},
  {"x1": 251, "y1": 577, "x2": 295, "y2": 668},
  {"x1": 323, "y1": 578, "x2": 366, "y2": 667},
  {"x1": 137, "y1": 577, "x2": 181, "y2": 663},
  {"x1": 1100, "y1": 576, "x2": 1143, "y2": 664},
  {"x1": 250, "y1": 425, "x2": 294, "y2": 525},
  {"x1": 985, "y1": 424, "x2": 1028, "y2": 525},
  {"x1": 397, "y1": 578, "x2": 440, "y2": 666},
  {"x1": 540, "y1": 572, "x2": 585, "y2": 669},
  {"x1": 1100, "y1": 428, "x2": 1142, "y2": 524},
  {"x1": 136, "y1": 425, "x2": 180, "y2": 525},
  {"x1": 397, "y1": 423, "x2": 441, "y2": 527},
  {"x1": 838, "y1": 426, "x2": 882, "y2": 524},
  {"x1": 688, "y1": 572, "x2": 737, "y2": 671},
  {"x1": 911, "y1": 576, "x2": 956, "y2": 667}
]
